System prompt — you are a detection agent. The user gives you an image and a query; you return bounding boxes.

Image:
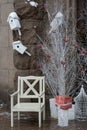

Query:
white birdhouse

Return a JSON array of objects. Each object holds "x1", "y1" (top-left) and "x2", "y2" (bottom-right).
[
  {"x1": 13, "y1": 41, "x2": 31, "y2": 56},
  {"x1": 55, "y1": 12, "x2": 63, "y2": 25},
  {"x1": 26, "y1": 0, "x2": 38, "y2": 7},
  {"x1": 49, "y1": 12, "x2": 64, "y2": 34},
  {"x1": 7, "y1": 12, "x2": 21, "y2": 36}
]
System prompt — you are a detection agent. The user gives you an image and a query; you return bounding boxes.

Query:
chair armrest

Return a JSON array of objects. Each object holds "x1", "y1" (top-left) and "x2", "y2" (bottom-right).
[
  {"x1": 11, "y1": 90, "x2": 19, "y2": 107},
  {"x1": 10, "y1": 90, "x2": 19, "y2": 97}
]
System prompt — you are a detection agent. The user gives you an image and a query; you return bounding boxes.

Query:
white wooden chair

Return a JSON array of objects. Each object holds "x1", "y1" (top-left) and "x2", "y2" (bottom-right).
[{"x1": 11, "y1": 76, "x2": 45, "y2": 127}]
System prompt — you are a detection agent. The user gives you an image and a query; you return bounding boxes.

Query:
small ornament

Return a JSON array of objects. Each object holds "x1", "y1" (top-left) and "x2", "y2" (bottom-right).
[
  {"x1": 61, "y1": 61, "x2": 66, "y2": 66},
  {"x1": 72, "y1": 43, "x2": 78, "y2": 48},
  {"x1": 64, "y1": 36, "x2": 69, "y2": 43},
  {"x1": 83, "y1": 51, "x2": 87, "y2": 56},
  {"x1": 37, "y1": 44, "x2": 43, "y2": 49},
  {"x1": 46, "y1": 54, "x2": 51, "y2": 58},
  {"x1": 77, "y1": 49, "x2": 81, "y2": 54},
  {"x1": 79, "y1": 66, "x2": 83, "y2": 72},
  {"x1": 37, "y1": 64, "x2": 41, "y2": 69}
]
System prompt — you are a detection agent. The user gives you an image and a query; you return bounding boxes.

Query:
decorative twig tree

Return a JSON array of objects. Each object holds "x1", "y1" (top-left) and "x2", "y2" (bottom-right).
[{"x1": 36, "y1": 2, "x2": 77, "y2": 97}]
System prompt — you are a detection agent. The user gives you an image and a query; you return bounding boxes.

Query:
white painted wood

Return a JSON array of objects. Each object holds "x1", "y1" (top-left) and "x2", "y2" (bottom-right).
[{"x1": 10, "y1": 76, "x2": 45, "y2": 127}]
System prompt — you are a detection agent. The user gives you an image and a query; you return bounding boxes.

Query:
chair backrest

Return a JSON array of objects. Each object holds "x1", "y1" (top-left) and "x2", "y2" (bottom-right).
[{"x1": 18, "y1": 76, "x2": 45, "y2": 99}]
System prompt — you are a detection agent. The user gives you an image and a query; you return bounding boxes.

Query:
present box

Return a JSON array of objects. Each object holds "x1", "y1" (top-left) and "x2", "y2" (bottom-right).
[{"x1": 55, "y1": 96, "x2": 72, "y2": 110}]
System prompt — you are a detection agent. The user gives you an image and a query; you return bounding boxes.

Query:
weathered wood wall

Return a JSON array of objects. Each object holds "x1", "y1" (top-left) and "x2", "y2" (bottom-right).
[{"x1": 13, "y1": 0, "x2": 46, "y2": 89}]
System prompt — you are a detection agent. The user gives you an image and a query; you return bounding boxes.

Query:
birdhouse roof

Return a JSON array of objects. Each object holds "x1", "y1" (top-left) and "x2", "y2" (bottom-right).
[
  {"x1": 55, "y1": 12, "x2": 63, "y2": 18},
  {"x1": 7, "y1": 12, "x2": 19, "y2": 22},
  {"x1": 74, "y1": 86, "x2": 87, "y2": 102}
]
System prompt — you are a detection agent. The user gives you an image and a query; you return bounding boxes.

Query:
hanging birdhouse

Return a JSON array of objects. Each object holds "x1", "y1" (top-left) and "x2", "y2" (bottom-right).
[
  {"x1": 7, "y1": 12, "x2": 21, "y2": 36},
  {"x1": 55, "y1": 12, "x2": 64, "y2": 25},
  {"x1": 13, "y1": 40, "x2": 31, "y2": 56},
  {"x1": 25, "y1": 0, "x2": 38, "y2": 7},
  {"x1": 49, "y1": 12, "x2": 64, "y2": 34}
]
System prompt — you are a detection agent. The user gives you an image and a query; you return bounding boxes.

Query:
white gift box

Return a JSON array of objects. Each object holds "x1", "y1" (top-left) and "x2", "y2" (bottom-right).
[
  {"x1": 49, "y1": 98, "x2": 58, "y2": 119},
  {"x1": 58, "y1": 106, "x2": 68, "y2": 127},
  {"x1": 68, "y1": 104, "x2": 75, "y2": 120}
]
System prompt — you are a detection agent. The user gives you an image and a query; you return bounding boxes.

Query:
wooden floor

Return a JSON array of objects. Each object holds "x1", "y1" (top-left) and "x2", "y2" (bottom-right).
[{"x1": 0, "y1": 105, "x2": 87, "y2": 130}]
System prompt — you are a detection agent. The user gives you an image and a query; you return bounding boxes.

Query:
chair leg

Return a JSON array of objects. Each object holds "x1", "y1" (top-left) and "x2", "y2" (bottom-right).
[
  {"x1": 11, "y1": 111, "x2": 14, "y2": 127},
  {"x1": 43, "y1": 107, "x2": 45, "y2": 120},
  {"x1": 18, "y1": 112, "x2": 20, "y2": 120},
  {"x1": 39, "y1": 111, "x2": 41, "y2": 127}
]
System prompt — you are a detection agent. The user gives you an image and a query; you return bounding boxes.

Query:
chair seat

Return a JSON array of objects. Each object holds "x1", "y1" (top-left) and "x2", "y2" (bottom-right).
[{"x1": 12, "y1": 103, "x2": 44, "y2": 112}]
